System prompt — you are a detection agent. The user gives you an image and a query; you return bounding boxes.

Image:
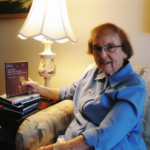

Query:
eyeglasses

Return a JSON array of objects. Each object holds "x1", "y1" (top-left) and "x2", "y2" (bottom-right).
[{"x1": 91, "y1": 43, "x2": 122, "y2": 53}]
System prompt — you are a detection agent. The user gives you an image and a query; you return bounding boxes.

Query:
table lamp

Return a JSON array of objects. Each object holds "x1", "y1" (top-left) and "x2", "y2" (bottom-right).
[{"x1": 17, "y1": 0, "x2": 77, "y2": 87}]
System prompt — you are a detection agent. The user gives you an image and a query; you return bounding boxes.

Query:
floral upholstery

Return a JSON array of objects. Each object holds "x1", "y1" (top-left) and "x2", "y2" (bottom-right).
[
  {"x1": 15, "y1": 100, "x2": 74, "y2": 150},
  {"x1": 15, "y1": 64, "x2": 150, "y2": 150},
  {"x1": 132, "y1": 65, "x2": 150, "y2": 150}
]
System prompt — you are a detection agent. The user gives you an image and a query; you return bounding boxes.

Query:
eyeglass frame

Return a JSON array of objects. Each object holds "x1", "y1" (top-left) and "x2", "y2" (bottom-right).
[{"x1": 91, "y1": 43, "x2": 122, "y2": 53}]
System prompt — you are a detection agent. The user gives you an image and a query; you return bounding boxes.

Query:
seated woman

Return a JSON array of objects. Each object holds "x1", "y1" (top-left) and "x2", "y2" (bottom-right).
[{"x1": 22, "y1": 23, "x2": 147, "y2": 150}]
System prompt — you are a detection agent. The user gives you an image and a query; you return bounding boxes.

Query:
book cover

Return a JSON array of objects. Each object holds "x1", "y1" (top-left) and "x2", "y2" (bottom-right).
[
  {"x1": 0, "y1": 100, "x2": 24, "y2": 108},
  {"x1": 0, "y1": 93, "x2": 40, "y2": 105},
  {"x1": 5, "y1": 61, "x2": 28, "y2": 98},
  {"x1": 38, "y1": 98, "x2": 57, "y2": 110}
]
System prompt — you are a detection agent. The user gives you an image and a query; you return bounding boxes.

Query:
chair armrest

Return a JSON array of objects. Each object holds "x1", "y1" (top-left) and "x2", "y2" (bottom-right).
[{"x1": 15, "y1": 100, "x2": 74, "y2": 150}]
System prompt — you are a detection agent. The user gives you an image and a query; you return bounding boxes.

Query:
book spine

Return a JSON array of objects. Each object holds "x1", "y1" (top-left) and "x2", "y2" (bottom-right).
[
  {"x1": 8, "y1": 95, "x2": 40, "y2": 105},
  {"x1": 1, "y1": 100, "x2": 24, "y2": 108},
  {"x1": 22, "y1": 102, "x2": 39, "y2": 111},
  {"x1": 21, "y1": 102, "x2": 42, "y2": 115},
  {"x1": 2, "y1": 102, "x2": 42, "y2": 116},
  {"x1": 20, "y1": 97, "x2": 39, "y2": 104},
  {"x1": 5, "y1": 63, "x2": 9, "y2": 97},
  {"x1": 0, "y1": 93, "x2": 40, "y2": 105}
]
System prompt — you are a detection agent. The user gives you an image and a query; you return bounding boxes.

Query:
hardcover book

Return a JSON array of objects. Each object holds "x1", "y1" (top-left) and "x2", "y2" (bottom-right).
[
  {"x1": 38, "y1": 99, "x2": 57, "y2": 110},
  {"x1": 0, "y1": 109, "x2": 39, "y2": 125},
  {"x1": 0, "y1": 100, "x2": 40, "y2": 111},
  {"x1": 5, "y1": 61, "x2": 28, "y2": 98},
  {"x1": 0, "y1": 101, "x2": 42, "y2": 116},
  {"x1": 0, "y1": 93, "x2": 40, "y2": 105}
]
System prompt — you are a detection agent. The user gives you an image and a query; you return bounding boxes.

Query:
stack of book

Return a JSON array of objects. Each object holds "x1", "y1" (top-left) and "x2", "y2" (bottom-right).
[
  {"x1": 0, "y1": 93, "x2": 42, "y2": 150},
  {"x1": 0, "y1": 93, "x2": 41, "y2": 119},
  {"x1": 0, "y1": 61, "x2": 42, "y2": 119},
  {"x1": 0, "y1": 61, "x2": 57, "y2": 150},
  {"x1": 0, "y1": 61, "x2": 57, "y2": 120}
]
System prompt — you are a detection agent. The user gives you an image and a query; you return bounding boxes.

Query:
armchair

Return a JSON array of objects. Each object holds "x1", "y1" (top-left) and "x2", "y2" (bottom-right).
[{"x1": 15, "y1": 64, "x2": 150, "y2": 150}]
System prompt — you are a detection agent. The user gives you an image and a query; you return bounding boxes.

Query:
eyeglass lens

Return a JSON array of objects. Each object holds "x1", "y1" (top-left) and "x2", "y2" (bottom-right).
[{"x1": 92, "y1": 43, "x2": 121, "y2": 53}]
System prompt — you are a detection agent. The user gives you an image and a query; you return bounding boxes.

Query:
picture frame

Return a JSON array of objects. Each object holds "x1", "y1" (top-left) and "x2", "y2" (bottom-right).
[
  {"x1": 0, "y1": 0, "x2": 32, "y2": 19},
  {"x1": 0, "y1": 13, "x2": 28, "y2": 19}
]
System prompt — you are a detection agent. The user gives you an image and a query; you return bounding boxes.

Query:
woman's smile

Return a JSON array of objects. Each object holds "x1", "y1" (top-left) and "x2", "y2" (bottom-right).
[
  {"x1": 93, "y1": 29, "x2": 127, "y2": 76},
  {"x1": 100, "y1": 61, "x2": 111, "y2": 65}
]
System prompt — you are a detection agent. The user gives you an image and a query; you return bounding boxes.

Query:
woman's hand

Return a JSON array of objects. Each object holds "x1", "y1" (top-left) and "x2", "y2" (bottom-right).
[
  {"x1": 37, "y1": 144, "x2": 53, "y2": 150},
  {"x1": 36, "y1": 135, "x2": 94, "y2": 150},
  {"x1": 21, "y1": 78, "x2": 60, "y2": 100},
  {"x1": 21, "y1": 78, "x2": 40, "y2": 93}
]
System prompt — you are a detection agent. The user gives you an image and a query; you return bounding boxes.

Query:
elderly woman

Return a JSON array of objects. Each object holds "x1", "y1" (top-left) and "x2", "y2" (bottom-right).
[{"x1": 22, "y1": 23, "x2": 146, "y2": 150}]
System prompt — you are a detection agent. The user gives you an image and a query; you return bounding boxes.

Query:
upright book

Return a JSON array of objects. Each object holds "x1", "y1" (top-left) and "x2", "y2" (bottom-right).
[{"x1": 5, "y1": 61, "x2": 28, "y2": 98}]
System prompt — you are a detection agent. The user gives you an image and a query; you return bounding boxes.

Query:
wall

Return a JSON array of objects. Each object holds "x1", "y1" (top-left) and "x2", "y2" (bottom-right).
[{"x1": 0, "y1": 0, "x2": 150, "y2": 94}]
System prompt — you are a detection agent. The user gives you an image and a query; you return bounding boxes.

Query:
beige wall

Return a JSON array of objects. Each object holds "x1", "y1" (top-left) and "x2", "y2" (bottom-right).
[{"x1": 0, "y1": 0, "x2": 150, "y2": 94}]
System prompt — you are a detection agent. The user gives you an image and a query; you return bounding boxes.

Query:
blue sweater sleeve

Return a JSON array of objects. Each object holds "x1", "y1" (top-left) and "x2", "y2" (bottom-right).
[
  {"x1": 59, "y1": 71, "x2": 88, "y2": 101},
  {"x1": 59, "y1": 83, "x2": 76, "y2": 100},
  {"x1": 82, "y1": 84, "x2": 146, "y2": 150}
]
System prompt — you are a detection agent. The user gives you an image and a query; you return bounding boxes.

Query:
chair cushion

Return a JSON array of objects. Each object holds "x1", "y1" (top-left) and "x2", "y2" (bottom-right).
[
  {"x1": 15, "y1": 100, "x2": 74, "y2": 150},
  {"x1": 132, "y1": 65, "x2": 150, "y2": 149}
]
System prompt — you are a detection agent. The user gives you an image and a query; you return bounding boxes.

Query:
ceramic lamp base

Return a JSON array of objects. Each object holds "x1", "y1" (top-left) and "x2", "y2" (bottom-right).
[{"x1": 38, "y1": 40, "x2": 56, "y2": 87}]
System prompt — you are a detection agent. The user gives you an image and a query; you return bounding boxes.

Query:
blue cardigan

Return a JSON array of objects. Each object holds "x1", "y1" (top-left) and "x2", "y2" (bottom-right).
[{"x1": 59, "y1": 61, "x2": 147, "y2": 150}]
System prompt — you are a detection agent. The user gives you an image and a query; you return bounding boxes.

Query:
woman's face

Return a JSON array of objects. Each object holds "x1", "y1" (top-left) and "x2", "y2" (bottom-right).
[{"x1": 93, "y1": 29, "x2": 127, "y2": 76}]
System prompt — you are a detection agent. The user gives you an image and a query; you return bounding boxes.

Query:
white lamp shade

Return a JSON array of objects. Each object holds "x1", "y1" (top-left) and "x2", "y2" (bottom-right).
[{"x1": 18, "y1": 0, "x2": 77, "y2": 44}]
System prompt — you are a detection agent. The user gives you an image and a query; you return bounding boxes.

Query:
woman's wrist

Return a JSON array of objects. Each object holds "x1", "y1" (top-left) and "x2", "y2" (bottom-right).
[{"x1": 37, "y1": 85, "x2": 44, "y2": 94}]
